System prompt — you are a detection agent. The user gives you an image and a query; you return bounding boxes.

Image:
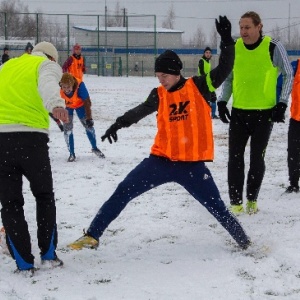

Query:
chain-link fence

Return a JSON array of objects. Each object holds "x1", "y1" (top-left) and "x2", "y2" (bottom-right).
[{"x1": 0, "y1": 12, "x2": 163, "y2": 76}]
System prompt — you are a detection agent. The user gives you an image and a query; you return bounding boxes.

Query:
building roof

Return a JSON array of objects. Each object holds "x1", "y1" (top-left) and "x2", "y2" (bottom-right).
[{"x1": 73, "y1": 26, "x2": 184, "y2": 34}]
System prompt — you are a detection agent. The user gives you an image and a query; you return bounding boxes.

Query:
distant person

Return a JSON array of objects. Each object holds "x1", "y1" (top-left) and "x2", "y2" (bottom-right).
[
  {"x1": 60, "y1": 72, "x2": 105, "y2": 162},
  {"x1": 24, "y1": 42, "x2": 33, "y2": 54},
  {"x1": 62, "y1": 43, "x2": 86, "y2": 80},
  {"x1": 68, "y1": 16, "x2": 251, "y2": 252},
  {"x1": 217, "y1": 11, "x2": 293, "y2": 215},
  {"x1": 0, "y1": 41, "x2": 69, "y2": 274},
  {"x1": 1, "y1": 47, "x2": 9, "y2": 64},
  {"x1": 198, "y1": 46, "x2": 218, "y2": 119}
]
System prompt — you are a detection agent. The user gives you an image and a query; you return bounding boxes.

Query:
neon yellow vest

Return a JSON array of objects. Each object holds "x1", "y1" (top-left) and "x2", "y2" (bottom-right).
[
  {"x1": 198, "y1": 58, "x2": 211, "y2": 76},
  {"x1": 233, "y1": 36, "x2": 278, "y2": 109},
  {"x1": 0, "y1": 54, "x2": 50, "y2": 128}
]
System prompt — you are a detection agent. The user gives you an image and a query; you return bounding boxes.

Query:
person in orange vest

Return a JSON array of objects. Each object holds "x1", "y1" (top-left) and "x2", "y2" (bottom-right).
[
  {"x1": 285, "y1": 60, "x2": 300, "y2": 193},
  {"x1": 60, "y1": 73, "x2": 105, "y2": 162},
  {"x1": 67, "y1": 16, "x2": 251, "y2": 252},
  {"x1": 62, "y1": 43, "x2": 86, "y2": 80}
]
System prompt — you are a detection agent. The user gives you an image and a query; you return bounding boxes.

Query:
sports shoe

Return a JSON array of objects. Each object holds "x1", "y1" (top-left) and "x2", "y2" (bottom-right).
[
  {"x1": 41, "y1": 257, "x2": 64, "y2": 268},
  {"x1": 229, "y1": 204, "x2": 244, "y2": 215},
  {"x1": 67, "y1": 234, "x2": 99, "y2": 250},
  {"x1": 92, "y1": 148, "x2": 105, "y2": 158},
  {"x1": 246, "y1": 200, "x2": 258, "y2": 215},
  {"x1": 14, "y1": 267, "x2": 37, "y2": 277},
  {"x1": 285, "y1": 185, "x2": 299, "y2": 193},
  {"x1": 239, "y1": 239, "x2": 251, "y2": 250},
  {"x1": 67, "y1": 154, "x2": 76, "y2": 162}
]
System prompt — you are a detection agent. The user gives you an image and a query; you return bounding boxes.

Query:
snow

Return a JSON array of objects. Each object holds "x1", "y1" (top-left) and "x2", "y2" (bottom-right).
[{"x1": 0, "y1": 75, "x2": 300, "y2": 300}]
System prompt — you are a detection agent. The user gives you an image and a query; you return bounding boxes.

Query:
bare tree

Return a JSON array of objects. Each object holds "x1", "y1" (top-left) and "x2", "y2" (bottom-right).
[
  {"x1": 106, "y1": 1, "x2": 125, "y2": 27},
  {"x1": 0, "y1": 0, "x2": 65, "y2": 45},
  {"x1": 209, "y1": 28, "x2": 217, "y2": 48},
  {"x1": 269, "y1": 24, "x2": 284, "y2": 42},
  {"x1": 287, "y1": 26, "x2": 300, "y2": 50},
  {"x1": 189, "y1": 25, "x2": 206, "y2": 48},
  {"x1": 162, "y1": 3, "x2": 175, "y2": 29}
]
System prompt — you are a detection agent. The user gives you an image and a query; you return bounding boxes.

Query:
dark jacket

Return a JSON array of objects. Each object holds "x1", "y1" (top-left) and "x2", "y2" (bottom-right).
[
  {"x1": 1, "y1": 53, "x2": 9, "y2": 64},
  {"x1": 114, "y1": 43, "x2": 234, "y2": 128}
]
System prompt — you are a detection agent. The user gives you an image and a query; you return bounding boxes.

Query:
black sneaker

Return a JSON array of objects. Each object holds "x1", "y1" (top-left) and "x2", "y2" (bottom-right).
[
  {"x1": 285, "y1": 186, "x2": 299, "y2": 193},
  {"x1": 92, "y1": 148, "x2": 105, "y2": 158},
  {"x1": 67, "y1": 154, "x2": 76, "y2": 162},
  {"x1": 239, "y1": 239, "x2": 251, "y2": 250}
]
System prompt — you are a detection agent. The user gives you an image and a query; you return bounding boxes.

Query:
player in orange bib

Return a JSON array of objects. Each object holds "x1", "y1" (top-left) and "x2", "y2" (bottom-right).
[{"x1": 68, "y1": 16, "x2": 251, "y2": 252}]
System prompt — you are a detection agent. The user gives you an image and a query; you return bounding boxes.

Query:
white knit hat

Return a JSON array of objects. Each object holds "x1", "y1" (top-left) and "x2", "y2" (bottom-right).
[{"x1": 32, "y1": 41, "x2": 58, "y2": 62}]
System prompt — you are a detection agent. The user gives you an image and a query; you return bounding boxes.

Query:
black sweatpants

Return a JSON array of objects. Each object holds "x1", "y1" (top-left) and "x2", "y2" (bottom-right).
[
  {"x1": 228, "y1": 108, "x2": 273, "y2": 205},
  {"x1": 288, "y1": 118, "x2": 300, "y2": 187},
  {"x1": 0, "y1": 132, "x2": 57, "y2": 270}
]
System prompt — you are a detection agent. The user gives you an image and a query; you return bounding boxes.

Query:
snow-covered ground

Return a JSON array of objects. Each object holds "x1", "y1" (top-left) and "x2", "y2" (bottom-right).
[{"x1": 0, "y1": 75, "x2": 299, "y2": 300}]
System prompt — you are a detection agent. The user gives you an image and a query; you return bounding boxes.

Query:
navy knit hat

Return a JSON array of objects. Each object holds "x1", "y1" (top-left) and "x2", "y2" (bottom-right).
[{"x1": 155, "y1": 50, "x2": 183, "y2": 75}]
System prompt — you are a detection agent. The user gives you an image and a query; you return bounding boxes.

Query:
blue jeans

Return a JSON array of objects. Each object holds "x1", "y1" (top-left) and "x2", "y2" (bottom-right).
[{"x1": 88, "y1": 155, "x2": 250, "y2": 247}]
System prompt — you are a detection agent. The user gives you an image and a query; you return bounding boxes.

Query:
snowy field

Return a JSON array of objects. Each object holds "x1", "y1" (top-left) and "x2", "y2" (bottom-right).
[{"x1": 0, "y1": 75, "x2": 300, "y2": 300}]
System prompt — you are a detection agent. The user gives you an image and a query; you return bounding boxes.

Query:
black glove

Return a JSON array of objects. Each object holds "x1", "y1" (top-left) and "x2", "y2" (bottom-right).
[
  {"x1": 86, "y1": 119, "x2": 94, "y2": 128},
  {"x1": 217, "y1": 101, "x2": 231, "y2": 123},
  {"x1": 215, "y1": 15, "x2": 233, "y2": 45},
  {"x1": 272, "y1": 102, "x2": 287, "y2": 123},
  {"x1": 101, "y1": 123, "x2": 120, "y2": 144}
]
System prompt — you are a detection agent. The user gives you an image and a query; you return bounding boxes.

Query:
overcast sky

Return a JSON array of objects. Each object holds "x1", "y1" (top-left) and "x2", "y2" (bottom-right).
[{"x1": 19, "y1": 0, "x2": 300, "y2": 43}]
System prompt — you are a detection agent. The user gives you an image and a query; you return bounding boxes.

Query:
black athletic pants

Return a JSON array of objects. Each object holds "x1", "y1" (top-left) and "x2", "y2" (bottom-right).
[
  {"x1": 0, "y1": 132, "x2": 57, "y2": 270},
  {"x1": 288, "y1": 118, "x2": 300, "y2": 187},
  {"x1": 228, "y1": 108, "x2": 273, "y2": 205}
]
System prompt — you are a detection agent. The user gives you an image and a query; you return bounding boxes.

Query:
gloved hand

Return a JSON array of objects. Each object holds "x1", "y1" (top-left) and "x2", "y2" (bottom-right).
[
  {"x1": 215, "y1": 15, "x2": 233, "y2": 45},
  {"x1": 272, "y1": 102, "x2": 287, "y2": 123},
  {"x1": 217, "y1": 101, "x2": 231, "y2": 123},
  {"x1": 86, "y1": 119, "x2": 94, "y2": 128},
  {"x1": 101, "y1": 123, "x2": 120, "y2": 144}
]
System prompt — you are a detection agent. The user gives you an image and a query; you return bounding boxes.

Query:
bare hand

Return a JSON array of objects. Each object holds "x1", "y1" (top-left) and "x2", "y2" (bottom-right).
[{"x1": 52, "y1": 107, "x2": 69, "y2": 123}]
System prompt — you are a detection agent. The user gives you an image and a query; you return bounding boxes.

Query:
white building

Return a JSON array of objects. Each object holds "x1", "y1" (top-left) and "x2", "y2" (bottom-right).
[{"x1": 72, "y1": 26, "x2": 184, "y2": 49}]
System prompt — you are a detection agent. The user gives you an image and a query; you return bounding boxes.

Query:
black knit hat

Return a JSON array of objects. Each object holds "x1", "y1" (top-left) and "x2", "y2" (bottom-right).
[
  {"x1": 155, "y1": 50, "x2": 183, "y2": 75},
  {"x1": 25, "y1": 42, "x2": 33, "y2": 51},
  {"x1": 203, "y1": 47, "x2": 212, "y2": 53}
]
